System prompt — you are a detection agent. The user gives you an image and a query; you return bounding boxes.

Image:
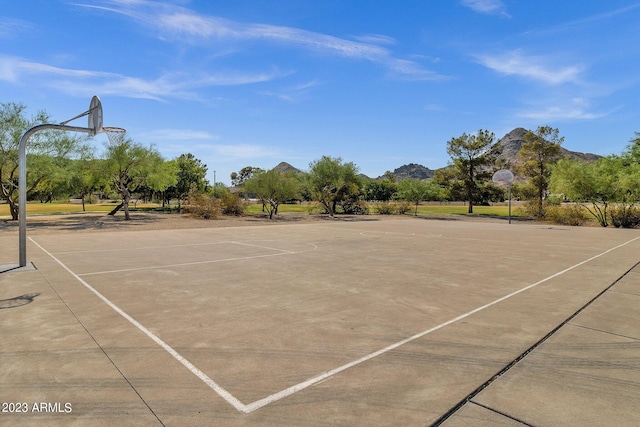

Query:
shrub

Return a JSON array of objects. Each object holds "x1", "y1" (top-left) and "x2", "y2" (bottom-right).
[
  {"x1": 339, "y1": 199, "x2": 369, "y2": 215},
  {"x1": 219, "y1": 192, "x2": 247, "y2": 215},
  {"x1": 373, "y1": 201, "x2": 396, "y2": 215},
  {"x1": 185, "y1": 192, "x2": 221, "y2": 219},
  {"x1": 545, "y1": 204, "x2": 589, "y2": 226},
  {"x1": 610, "y1": 205, "x2": 640, "y2": 228},
  {"x1": 395, "y1": 201, "x2": 411, "y2": 215}
]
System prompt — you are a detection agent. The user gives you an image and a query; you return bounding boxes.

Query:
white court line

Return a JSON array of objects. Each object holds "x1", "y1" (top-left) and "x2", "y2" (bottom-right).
[
  {"x1": 77, "y1": 241, "x2": 297, "y2": 276},
  {"x1": 29, "y1": 237, "x2": 249, "y2": 413},
  {"x1": 30, "y1": 234, "x2": 640, "y2": 414},
  {"x1": 54, "y1": 241, "x2": 234, "y2": 255}
]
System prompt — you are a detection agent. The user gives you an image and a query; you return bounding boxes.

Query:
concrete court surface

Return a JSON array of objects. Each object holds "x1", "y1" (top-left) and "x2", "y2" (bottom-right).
[{"x1": 0, "y1": 217, "x2": 639, "y2": 426}]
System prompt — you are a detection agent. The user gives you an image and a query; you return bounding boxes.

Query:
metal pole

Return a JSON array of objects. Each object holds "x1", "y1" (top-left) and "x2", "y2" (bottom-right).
[
  {"x1": 18, "y1": 124, "x2": 95, "y2": 267},
  {"x1": 508, "y1": 183, "x2": 512, "y2": 225}
]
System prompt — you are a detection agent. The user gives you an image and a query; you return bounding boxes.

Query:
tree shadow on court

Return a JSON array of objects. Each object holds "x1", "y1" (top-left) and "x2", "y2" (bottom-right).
[
  {"x1": 0, "y1": 213, "x2": 164, "y2": 233},
  {"x1": 0, "y1": 293, "x2": 40, "y2": 310}
]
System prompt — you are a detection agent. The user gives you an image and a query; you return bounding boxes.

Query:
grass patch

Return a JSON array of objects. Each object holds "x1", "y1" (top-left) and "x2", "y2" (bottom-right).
[
  {"x1": 414, "y1": 205, "x2": 514, "y2": 217},
  {"x1": 244, "y1": 203, "x2": 310, "y2": 214}
]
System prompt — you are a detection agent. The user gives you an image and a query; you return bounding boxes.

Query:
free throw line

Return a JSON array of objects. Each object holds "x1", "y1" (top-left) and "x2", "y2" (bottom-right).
[{"x1": 30, "y1": 234, "x2": 640, "y2": 413}]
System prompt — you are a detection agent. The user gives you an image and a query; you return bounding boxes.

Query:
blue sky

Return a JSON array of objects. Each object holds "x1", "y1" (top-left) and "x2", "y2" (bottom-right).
[{"x1": 2, "y1": 1, "x2": 640, "y2": 185}]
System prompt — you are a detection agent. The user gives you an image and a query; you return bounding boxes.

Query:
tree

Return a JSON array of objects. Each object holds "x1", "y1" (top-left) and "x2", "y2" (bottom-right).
[
  {"x1": 306, "y1": 156, "x2": 361, "y2": 216},
  {"x1": 362, "y1": 179, "x2": 397, "y2": 201},
  {"x1": 244, "y1": 170, "x2": 300, "y2": 219},
  {"x1": 446, "y1": 129, "x2": 496, "y2": 213},
  {"x1": 551, "y1": 136, "x2": 640, "y2": 227},
  {"x1": 517, "y1": 126, "x2": 563, "y2": 217},
  {"x1": 230, "y1": 166, "x2": 262, "y2": 187},
  {"x1": 0, "y1": 102, "x2": 86, "y2": 219},
  {"x1": 103, "y1": 138, "x2": 168, "y2": 220},
  {"x1": 166, "y1": 153, "x2": 208, "y2": 210},
  {"x1": 145, "y1": 159, "x2": 178, "y2": 203},
  {"x1": 68, "y1": 158, "x2": 109, "y2": 211},
  {"x1": 396, "y1": 179, "x2": 441, "y2": 215}
]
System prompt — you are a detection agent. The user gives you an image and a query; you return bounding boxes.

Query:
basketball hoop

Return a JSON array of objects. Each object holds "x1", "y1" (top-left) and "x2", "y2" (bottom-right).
[
  {"x1": 101, "y1": 126, "x2": 127, "y2": 145},
  {"x1": 492, "y1": 169, "x2": 515, "y2": 224},
  {"x1": 18, "y1": 95, "x2": 126, "y2": 267}
]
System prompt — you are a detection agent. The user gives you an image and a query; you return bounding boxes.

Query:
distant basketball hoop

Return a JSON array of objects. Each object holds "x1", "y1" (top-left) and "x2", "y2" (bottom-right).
[{"x1": 492, "y1": 169, "x2": 515, "y2": 224}]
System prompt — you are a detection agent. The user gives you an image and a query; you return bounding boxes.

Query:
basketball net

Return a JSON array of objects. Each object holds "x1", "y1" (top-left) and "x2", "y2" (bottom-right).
[{"x1": 102, "y1": 126, "x2": 126, "y2": 145}]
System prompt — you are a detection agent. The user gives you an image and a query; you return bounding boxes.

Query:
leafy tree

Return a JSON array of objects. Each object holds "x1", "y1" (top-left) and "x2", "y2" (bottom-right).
[
  {"x1": 362, "y1": 179, "x2": 397, "y2": 201},
  {"x1": 0, "y1": 102, "x2": 86, "y2": 219},
  {"x1": 103, "y1": 138, "x2": 168, "y2": 220},
  {"x1": 396, "y1": 179, "x2": 441, "y2": 215},
  {"x1": 145, "y1": 159, "x2": 178, "y2": 203},
  {"x1": 167, "y1": 153, "x2": 209, "y2": 209},
  {"x1": 551, "y1": 135, "x2": 640, "y2": 227},
  {"x1": 244, "y1": 170, "x2": 300, "y2": 219},
  {"x1": 307, "y1": 156, "x2": 361, "y2": 216},
  {"x1": 68, "y1": 158, "x2": 109, "y2": 211},
  {"x1": 446, "y1": 129, "x2": 496, "y2": 213},
  {"x1": 230, "y1": 166, "x2": 263, "y2": 187},
  {"x1": 517, "y1": 126, "x2": 563, "y2": 217}
]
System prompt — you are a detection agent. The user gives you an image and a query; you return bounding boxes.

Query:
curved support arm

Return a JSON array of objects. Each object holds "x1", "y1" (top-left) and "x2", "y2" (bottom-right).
[{"x1": 19, "y1": 124, "x2": 96, "y2": 267}]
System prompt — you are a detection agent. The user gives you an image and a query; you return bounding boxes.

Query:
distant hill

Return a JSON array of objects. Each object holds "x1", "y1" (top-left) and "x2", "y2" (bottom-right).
[
  {"x1": 492, "y1": 127, "x2": 601, "y2": 167},
  {"x1": 272, "y1": 162, "x2": 302, "y2": 173},
  {"x1": 378, "y1": 163, "x2": 435, "y2": 181},
  {"x1": 268, "y1": 130, "x2": 599, "y2": 183}
]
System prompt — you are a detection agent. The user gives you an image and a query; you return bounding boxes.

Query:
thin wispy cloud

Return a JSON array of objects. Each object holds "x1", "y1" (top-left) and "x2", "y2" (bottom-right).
[
  {"x1": 0, "y1": 55, "x2": 285, "y2": 100},
  {"x1": 260, "y1": 79, "x2": 322, "y2": 102},
  {"x1": 0, "y1": 18, "x2": 33, "y2": 39},
  {"x1": 476, "y1": 50, "x2": 584, "y2": 85},
  {"x1": 524, "y1": 3, "x2": 640, "y2": 35},
  {"x1": 516, "y1": 98, "x2": 612, "y2": 121},
  {"x1": 79, "y1": 0, "x2": 445, "y2": 81},
  {"x1": 461, "y1": 0, "x2": 510, "y2": 17},
  {"x1": 210, "y1": 143, "x2": 281, "y2": 160},
  {"x1": 147, "y1": 129, "x2": 218, "y2": 141}
]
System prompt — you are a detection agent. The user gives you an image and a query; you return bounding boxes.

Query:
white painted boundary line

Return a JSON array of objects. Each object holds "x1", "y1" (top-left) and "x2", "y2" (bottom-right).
[
  {"x1": 76, "y1": 241, "x2": 298, "y2": 277},
  {"x1": 30, "y1": 234, "x2": 640, "y2": 414},
  {"x1": 29, "y1": 237, "x2": 249, "y2": 413}
]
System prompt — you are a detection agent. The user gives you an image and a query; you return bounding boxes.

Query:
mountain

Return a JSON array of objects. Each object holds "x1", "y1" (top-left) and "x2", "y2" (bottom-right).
[
  {"x1": 272, "y1": 161, "x2": 302, "y2": 173},
  {"x1": 493, "y1": 127, "x2": 601, "y2": 167},
  {"x1": 377, "y1": 163, "x2": 435, "y2": 181}
]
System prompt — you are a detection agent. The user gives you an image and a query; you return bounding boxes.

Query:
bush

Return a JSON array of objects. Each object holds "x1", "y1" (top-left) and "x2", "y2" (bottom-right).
[
  {"x1": 185, "y1": 192, "x2": 221, "y2": 219},
  {"x1": 339, "y1": 199, "x2": 369, "y2": 215},
  {"x1": 373, "y1": 201, "x2": 396, "y2": 215},
  {"x1": 372, "y1": 200, "x2": 412, "y2": 215},
  {"x1": 544, "y1": 204, "x2": 589, "y2": 226},
  {"x1": 219, "y1": 192, "x2": 247, "y2": 215},
  {"x1": 395, "y1": 201, "x2": 411, "y2": 215},
  {"x1": 610, "y1": 205, "x2": 640, "y2": 228}
]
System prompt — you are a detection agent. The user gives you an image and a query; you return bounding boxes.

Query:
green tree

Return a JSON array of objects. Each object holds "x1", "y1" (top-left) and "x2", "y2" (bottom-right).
[
  {"x1": 68, "y1": 158, "x2": 109, "y2": 211},
  {"x1": 0, "y1": 102, "x2": 86, "y2": 219},
  {"x1": 165, "y1": 153, "x2": 208, "y2": 209},
  {"x1": 551, "y1": 136, "x2": 640, "y2": 227},
  {"x1": 396, "y1": 179, "x2": 441, "y2": 215},
  {"x1": 103, "y1": 138, "x2": 167, "y2": 220},
  {"x1": 244, "y1": 170, "x2": 300, "y2": 219},
  {"x1": 517, "y1": 126, "x2": 563, "y2": 217},
  {"x1": 446, "y1": 129, "x2": 496, "y2": 213},
  {"x1": 230, "y1": 166, "x2": 263, "y2": 187},
  {"x1": 306, "y1": 156, "x2": 361, "y2": 216},
  {"x1": 362, "y1": 179, "x2": 397, "y2": 201}
]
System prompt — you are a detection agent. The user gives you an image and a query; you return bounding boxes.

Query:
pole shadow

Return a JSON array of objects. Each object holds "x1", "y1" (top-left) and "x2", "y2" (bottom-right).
[{"x1": 0, "y1": 293, "x2": 40, "y2": 309}]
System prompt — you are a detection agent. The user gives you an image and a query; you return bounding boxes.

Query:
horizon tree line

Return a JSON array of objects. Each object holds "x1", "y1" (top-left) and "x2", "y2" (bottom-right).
[{"x1": 3, "y1": 101, "x2": 639, "y2": 226}]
